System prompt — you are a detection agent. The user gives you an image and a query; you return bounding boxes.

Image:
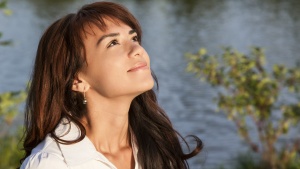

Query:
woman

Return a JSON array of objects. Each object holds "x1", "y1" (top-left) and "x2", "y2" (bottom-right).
[{"x1": 20, "y1": 1, "x2": 202, "y2": 169}]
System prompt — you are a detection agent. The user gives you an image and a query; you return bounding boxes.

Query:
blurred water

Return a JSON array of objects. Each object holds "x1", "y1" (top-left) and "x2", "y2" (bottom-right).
[{"x1": 0, "y1": 0, "x2": 300, "y2": 168}]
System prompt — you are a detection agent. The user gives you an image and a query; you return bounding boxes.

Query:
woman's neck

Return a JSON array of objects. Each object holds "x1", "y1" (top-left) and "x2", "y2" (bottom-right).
[{"x1": 81, "y1": 95, "x2": 133, "y2": 154}]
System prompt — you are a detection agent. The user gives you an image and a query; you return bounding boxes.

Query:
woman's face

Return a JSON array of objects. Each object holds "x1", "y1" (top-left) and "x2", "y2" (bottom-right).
[{"x1": 80, "y1": 18, "x2": 154, "y2": 99}]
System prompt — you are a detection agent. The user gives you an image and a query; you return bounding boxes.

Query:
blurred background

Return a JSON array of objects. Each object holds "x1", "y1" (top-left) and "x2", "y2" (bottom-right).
[{"x1": 0, "y1": 0, "x2": 300, "y2": 168}]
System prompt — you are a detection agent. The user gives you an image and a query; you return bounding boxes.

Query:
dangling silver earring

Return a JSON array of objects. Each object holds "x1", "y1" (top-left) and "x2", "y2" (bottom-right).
[{"x1": 83, "y1": 88, "x2": 87, "y2": 105}]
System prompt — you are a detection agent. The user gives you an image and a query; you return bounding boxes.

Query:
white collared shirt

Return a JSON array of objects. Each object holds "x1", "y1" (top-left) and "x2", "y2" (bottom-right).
[{"x1": 21, "y1": 119, "x2": 141, "y2": 169}]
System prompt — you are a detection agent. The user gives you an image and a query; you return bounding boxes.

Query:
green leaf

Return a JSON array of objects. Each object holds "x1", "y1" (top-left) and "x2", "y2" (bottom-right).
[
  {"x1": 3, "y1": 9, "x2": 12, "y2": 15},
  {"x1": 0, "y1": 40, "x2": 12, "y2": 46},
  {"x1": 0, "y1": 1, "x2": 7, "y2": 9},
  {"x1": 198, "y1": 48, "x2": 207, "y2": 56}
]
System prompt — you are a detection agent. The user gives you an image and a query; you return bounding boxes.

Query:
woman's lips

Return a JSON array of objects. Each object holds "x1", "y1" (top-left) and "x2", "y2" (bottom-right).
[{"x1": 128, "y1": 62, "x2": 149, "y2": 72}]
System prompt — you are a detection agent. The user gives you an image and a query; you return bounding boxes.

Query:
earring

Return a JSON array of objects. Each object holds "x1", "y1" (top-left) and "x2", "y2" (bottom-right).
[{"x1": 83, "y1": 88, "x2": 87, "y2": 105}]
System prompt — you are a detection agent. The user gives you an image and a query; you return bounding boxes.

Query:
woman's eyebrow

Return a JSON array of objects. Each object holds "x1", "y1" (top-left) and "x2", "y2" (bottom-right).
[
  {"x1": 129, "y1": 29, "x2": 137, "y2": 35},
  {"x1": 96, "y1": 33, "x2": 119, "y2": 46}
]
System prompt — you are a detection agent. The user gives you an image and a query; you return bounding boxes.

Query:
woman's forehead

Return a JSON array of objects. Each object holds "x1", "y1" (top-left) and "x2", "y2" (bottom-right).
[{"x1": 81, "y1": 17, "x2": 133, "y2": 37}]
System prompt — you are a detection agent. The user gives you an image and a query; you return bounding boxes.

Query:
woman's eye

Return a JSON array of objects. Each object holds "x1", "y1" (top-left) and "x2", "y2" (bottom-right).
[
  {"x1": 132, "y1": 35, "x2": 139, "y2": 42},
  {"x1": 107, "y1": 40, "x2": 119, "y2": 48}
]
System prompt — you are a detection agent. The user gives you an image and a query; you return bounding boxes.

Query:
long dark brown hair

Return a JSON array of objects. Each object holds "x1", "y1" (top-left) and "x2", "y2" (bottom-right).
[{"x1": 21, "y1": 1, "x2": 202, "y2": 168}]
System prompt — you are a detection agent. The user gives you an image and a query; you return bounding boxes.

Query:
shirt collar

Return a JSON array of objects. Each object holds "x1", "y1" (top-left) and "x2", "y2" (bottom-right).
[{"x1": 54, "y1": 119, "x2": 140, "y2": 168}]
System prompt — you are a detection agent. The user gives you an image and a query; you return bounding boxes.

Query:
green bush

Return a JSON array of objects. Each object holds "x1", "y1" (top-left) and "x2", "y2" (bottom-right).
[
  {"x1": 232, "y1": 153, "x2": 263, "y2": 169},
  {"x1": 0, "y1": 1, "x2": 26, "y2": 168},
  {"x1": 186, "y1": 47, "x2": 300, "y2": 169},
  {"x1": 220, "y1": 152, "x2": 300, "y2": 169},
  {"x1": 0, "y1": 0, "x2": 12, "y2": 46},
  {"x1": 0, "y1": 91, "x2": 26, "y2": 169},
  {"x1": 0, "y1": 129, "x2": 24, "y2": 169},
  {"x1": 0, "y1": 91, "x2": 26, "y2": 126}
]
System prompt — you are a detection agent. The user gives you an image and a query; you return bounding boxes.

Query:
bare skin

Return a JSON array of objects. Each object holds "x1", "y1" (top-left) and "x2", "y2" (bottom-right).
[
  {"x1": 72, "y1": 18, "x2": 154, "y2": 169},
  {"x1": 81, "y1": 103, "x2": 134, "y2": 169}
]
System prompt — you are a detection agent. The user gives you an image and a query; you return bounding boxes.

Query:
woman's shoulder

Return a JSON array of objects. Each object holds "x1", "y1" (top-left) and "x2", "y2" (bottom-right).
[
  {"x1": 21, "y1": 152, "x2": 68, "y2": 169},
  {"x1": 20, "y1": 135, "x2": 68, "y2": 169}
]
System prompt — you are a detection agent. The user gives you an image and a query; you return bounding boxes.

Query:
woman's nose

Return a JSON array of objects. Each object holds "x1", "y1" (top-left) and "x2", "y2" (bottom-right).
[{"x1": 128, "y1": 43, "x2": 143, "y2": 58}]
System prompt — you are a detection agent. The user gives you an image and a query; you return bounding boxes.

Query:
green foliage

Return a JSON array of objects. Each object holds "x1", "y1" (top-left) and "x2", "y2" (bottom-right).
[
  {"x1": 0, "y1": 2, "x2": 25, "y2": 168},
  {"x1": 0, "y1": 91, "x2": 26, "y2": 125},
  {"x1": 220, "y1": 152, "x2": 300, "y2": 169},
  {"x1": 0, "y1": 32, "x2": 12, "y2": 46},
  {"x1": 232, "y1": 153, "x2": 263, "y2": 169},
  {"x1": 0, "y1": 0, "x2": 12, "y2": 15},
  {"x1": 0, "y1": 90, "x2": 26, "y2": 169},
  {"x1": 0, "y1": 128, "x2": 24, "y2": 169},
  {"x1": 186, "y1": 47, "x2": 300, "y2": 169},
  {"x1": 0, "y1": 0, "x2": 12, "y2": 46}
]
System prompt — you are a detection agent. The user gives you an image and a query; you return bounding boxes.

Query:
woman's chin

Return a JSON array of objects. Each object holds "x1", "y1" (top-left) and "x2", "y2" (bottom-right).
[{"x1": 132, "y1": 80, "x2": 155, "y2": 96}]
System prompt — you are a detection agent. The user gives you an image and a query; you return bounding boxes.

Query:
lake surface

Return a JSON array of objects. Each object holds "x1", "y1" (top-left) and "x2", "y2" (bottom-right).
[{"x1": 1, "y1": 0, "x2": 300, "y2": 168}]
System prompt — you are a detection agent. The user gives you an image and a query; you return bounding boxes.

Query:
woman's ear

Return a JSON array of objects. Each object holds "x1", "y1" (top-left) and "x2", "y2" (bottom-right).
[{"x1": 72, "y1": 74, "x2": 89, "y2": 92}]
